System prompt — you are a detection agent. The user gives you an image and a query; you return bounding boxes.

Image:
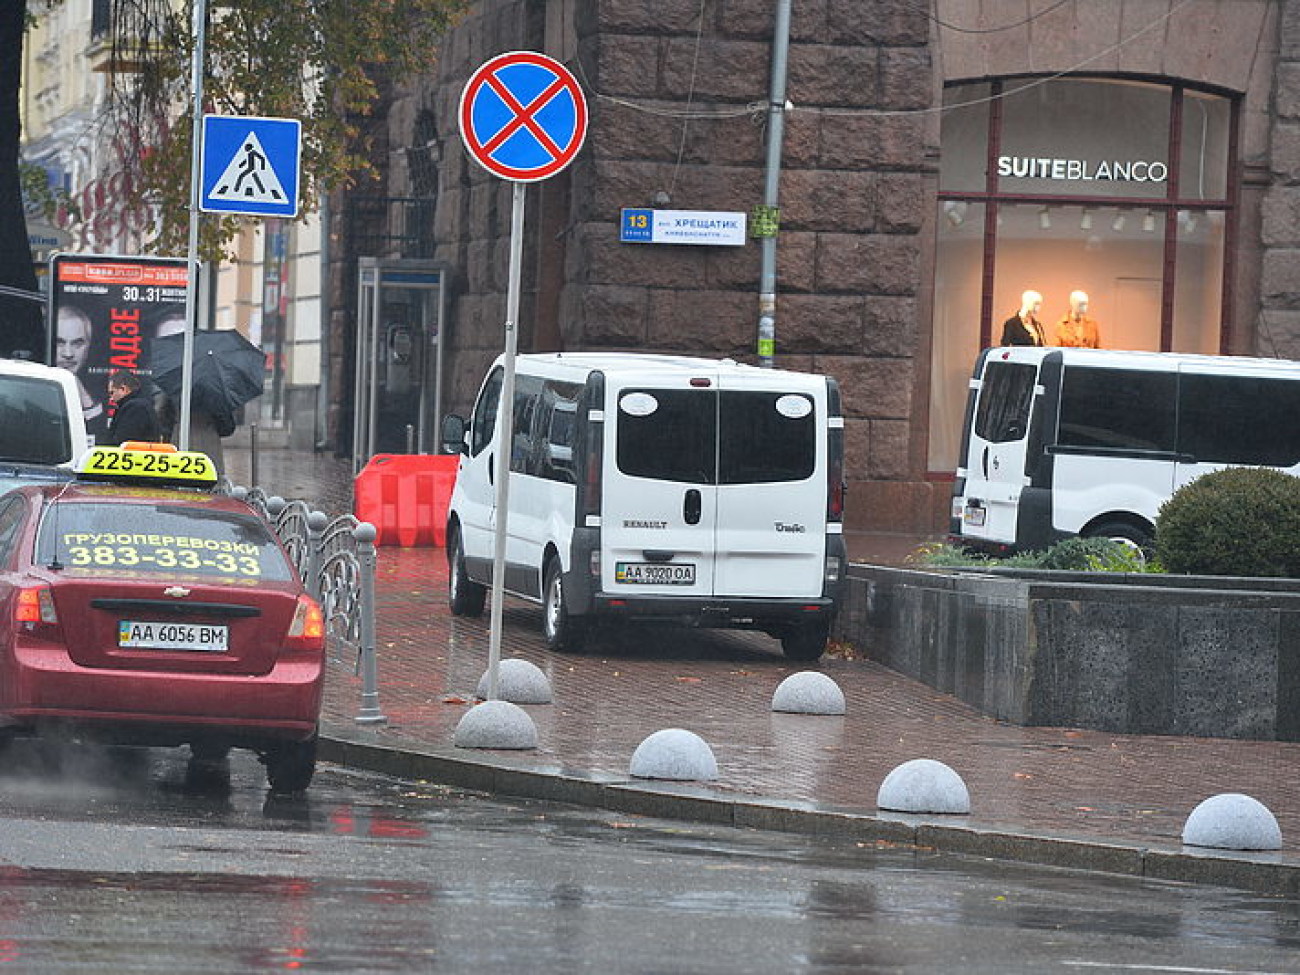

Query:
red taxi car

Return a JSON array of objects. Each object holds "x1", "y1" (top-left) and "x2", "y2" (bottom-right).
[{"x1": 0, "y1": 443, "x2": 325, "y2": 792}]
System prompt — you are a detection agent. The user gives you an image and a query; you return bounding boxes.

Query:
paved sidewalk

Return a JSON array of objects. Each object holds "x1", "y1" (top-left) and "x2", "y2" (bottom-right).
[{"x1": 228, "y1": 445, "x2": 1300, "y2": 893}]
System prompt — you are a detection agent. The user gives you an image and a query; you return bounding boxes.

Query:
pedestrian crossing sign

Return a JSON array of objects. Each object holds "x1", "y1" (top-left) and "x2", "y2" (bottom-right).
[{"x1": 200, "y1": 115, "x2": 301, "y2": 218}]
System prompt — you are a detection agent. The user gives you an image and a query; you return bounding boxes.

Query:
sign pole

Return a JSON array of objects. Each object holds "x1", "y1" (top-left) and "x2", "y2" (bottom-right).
[
  {"x1": 486, "y1": 182, "x2": 526, "y2": 700},
  {"x1": 459, "y1": 51, "x2": 587, "y2": 706},
  {"x1": 179, "y1": 0, "x2": 208, "y2": 450}
]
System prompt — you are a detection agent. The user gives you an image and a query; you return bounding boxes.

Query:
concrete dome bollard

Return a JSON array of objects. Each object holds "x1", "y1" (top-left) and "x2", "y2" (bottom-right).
[
  {"x1": 629, "y1": 729, "x2": 718, "y2": 782},
  {"x1": 771, "y1": 671, "x2": 846, "y2": 715},
  {"x1": 453, "y1": 700, "x2": 538, "y2": 750},
  {"x1": 1182, "y1": 793, "x2": 1282, "y2": 851},
  {"x1": 877, "y1": 758, "x2": 971, "y2": 814},
  {"x1": 476, "y1": 659, "x2": 554, "y2": 704}
]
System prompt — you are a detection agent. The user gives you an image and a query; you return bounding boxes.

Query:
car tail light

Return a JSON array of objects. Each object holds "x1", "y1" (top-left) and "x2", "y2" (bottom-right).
[
  {"x1": 285, "y1": 595, "x2": 325, "y2": 651},
  {"x1": 15, "y1": 586, "x2": 61, "y2": 640}
]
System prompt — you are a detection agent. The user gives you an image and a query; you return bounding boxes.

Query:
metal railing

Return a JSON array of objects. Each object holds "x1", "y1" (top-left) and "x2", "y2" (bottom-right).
[{"x1": 231, "y1": 485, "x2": 386, "y2": 725}]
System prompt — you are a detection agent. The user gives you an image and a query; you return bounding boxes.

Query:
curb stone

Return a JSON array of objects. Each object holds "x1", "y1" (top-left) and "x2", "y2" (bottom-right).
[{"x1": 320, "y1": 729, "x2": 1300, "y2": 896}]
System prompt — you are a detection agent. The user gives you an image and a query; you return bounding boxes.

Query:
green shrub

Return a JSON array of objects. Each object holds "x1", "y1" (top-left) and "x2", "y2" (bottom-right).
[
  {"x1": 910, "y1": 536, "x2": 1151, "y2": 573},
  {"x1": 1036, "y1": 535, "x2": 1142, "y2": 572},
  {"x1": 1156, "y1": 467, "x2": 1300, "y2": 577}
]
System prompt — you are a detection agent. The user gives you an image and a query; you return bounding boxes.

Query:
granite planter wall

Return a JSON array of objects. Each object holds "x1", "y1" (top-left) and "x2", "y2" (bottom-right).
[{"x1": 835, "y1": 566, "x2": 1300, "y2": 742}]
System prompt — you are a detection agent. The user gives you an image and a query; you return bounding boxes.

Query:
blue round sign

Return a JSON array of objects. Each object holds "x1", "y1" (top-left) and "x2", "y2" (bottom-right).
[{"x1": 459, "y1": 51, "x2": 588, "y2": 182}]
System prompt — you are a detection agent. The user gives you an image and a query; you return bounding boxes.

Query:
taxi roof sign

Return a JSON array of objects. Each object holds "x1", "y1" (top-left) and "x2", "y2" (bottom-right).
[{"x1": 77, "y1": 444, "x2": 219, "y2": 490}]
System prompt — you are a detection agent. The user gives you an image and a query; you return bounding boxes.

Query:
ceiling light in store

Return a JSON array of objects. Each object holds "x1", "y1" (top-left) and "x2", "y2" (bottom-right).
[
  {"x1": 1039, "y1": 207, "x2": 1051, "y2": 230},
  {"x1": 1143, "y1": 211, "x2": 1157, "y2": 233},
  {"x1": 1080, "y1": 210, "x2": 1092, "y2": 230},
  {"x1": 1112, "y1": 213, "x2": 1126, "y2": 232},
  {"x1": 1178, "y1": 210, "x2": 1199, "y2": 235},
  {"x1": 944, "y1": 201, "x2": 968, "y2": 228}
]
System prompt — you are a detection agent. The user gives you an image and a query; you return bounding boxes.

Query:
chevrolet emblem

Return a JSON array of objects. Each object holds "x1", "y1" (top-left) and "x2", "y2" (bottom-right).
[{"x1": 163, "y1": 586, "x2": 191, "y2": 598}]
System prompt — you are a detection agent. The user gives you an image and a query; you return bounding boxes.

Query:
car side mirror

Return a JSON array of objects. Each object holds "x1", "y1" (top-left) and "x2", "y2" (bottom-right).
[{"x1": 441, "y1": 414, "x2": 468, "y2": 455}]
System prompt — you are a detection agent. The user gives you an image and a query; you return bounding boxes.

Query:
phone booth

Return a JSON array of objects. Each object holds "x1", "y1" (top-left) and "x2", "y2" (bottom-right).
[{"x1": 352, "y1": 258, "x2": 448, "y2": 473}]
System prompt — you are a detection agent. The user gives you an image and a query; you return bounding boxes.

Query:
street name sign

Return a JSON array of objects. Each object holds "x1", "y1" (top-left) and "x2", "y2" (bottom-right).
[{"x1": 620, "y1": 209, "x2": 748, "y2": 246}]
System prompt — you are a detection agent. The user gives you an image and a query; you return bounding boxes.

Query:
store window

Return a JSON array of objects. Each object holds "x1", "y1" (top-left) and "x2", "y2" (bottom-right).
[{"x1": 929, "y1": 77, "x2": 1234, "y2": 472}]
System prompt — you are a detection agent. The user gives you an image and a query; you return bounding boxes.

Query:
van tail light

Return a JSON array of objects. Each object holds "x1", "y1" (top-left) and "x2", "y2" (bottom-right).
[
  {"x1": 582, "y1": 416, "x2": 604, "y2": 520},
  {"x1": 285, "y1": 595, "x2": 325, "y2": 651},
  {"x1": 15, "y1": 586, "x2": 61, "y2": 640},
  {"x1": 827, "y1": 426, "x2": 845, "y2": 523}
]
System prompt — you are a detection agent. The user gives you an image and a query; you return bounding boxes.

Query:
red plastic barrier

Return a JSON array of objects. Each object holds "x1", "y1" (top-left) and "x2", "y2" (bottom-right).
[{"x1": 353, "y1": 453, "x2": 459, "y2": 547}]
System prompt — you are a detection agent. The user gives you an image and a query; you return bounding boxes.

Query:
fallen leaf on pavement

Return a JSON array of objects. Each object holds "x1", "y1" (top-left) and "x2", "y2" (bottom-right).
[
  {"x1": 443, "y1": 695, "x2": 470, "y2": 705},
  {"x1": 1013, "y1": 772, "x2": 1033, "y2": 780},
  {"x1": 675, "y1": 676, "x2": 702, "y2": 683}
]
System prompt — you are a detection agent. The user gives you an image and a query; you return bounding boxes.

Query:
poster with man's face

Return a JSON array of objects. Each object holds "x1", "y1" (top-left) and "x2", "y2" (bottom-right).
[{"x1": 49, "y1": 255, "x2": 190, "y2": 443}]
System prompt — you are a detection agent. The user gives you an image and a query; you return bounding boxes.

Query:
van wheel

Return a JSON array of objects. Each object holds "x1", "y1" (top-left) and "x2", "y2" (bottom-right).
[
  {"x1": 1083, "y1": 520, "x2": 1153, "y2": 558},
  {"x1": 448, "y1": 528, "x2": 486, "y2": 617},
  {"x1": 543, "y1": 560, "x2": 587, "y2": 653},
  {"x1": 780, "y1": 620, "x2": 830, "y2": 661}
]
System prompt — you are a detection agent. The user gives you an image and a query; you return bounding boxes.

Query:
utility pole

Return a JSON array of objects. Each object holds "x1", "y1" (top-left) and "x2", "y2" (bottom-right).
[
  {"x1": 756, "y1": 0, "x2": 792, "y2": 368},
  {"x1": 179, "y1": 0, "x2": 208, "y2": 449}
]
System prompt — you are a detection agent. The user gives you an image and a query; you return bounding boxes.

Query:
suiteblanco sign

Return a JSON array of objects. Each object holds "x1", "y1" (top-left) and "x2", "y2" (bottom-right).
[
  {"x1": 620, "y1": 208, "x2": 747, "y2": 246},
  {"x1": 997, "y1": 155, "x2": 1168, "y2": 183}
]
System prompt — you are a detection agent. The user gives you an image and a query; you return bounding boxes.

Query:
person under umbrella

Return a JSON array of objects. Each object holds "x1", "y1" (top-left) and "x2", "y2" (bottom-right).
[{"x1": 151, "y1": 327, "x2": 266, "y2": 473}]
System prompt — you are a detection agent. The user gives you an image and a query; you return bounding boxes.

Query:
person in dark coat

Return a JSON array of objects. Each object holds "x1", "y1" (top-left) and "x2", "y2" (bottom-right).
[{"x1": 105, "y1": 370, "x2": 161, "y2": 445}]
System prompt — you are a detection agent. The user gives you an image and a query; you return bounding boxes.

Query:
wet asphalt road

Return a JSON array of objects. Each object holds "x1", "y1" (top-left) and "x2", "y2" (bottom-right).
[{"x1": 0, "y1": 742, "x2": 1295, "y2": 974}]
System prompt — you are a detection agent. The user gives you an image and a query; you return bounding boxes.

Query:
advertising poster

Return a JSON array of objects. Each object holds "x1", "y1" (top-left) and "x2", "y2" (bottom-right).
[{"x1": 49, "y1": 254, "x2": 189, "y2": 444}]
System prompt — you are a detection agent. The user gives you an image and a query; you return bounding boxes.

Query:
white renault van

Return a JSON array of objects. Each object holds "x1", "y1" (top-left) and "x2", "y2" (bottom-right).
[
  {"x1": 441, "y1": 353, "x2": 847, "y2": 660},
  {"x1": 950, "y1": 346, "x2": 1300, "y2": 553}
]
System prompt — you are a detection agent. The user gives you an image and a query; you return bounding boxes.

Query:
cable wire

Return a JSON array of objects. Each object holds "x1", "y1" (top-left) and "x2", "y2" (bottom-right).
[
  {"x1": 916, "y1": 0, "x2": 1076, "y2": 34},
  {"x1": 669, "y1": 0, "x2": 711, "y2": 199}
]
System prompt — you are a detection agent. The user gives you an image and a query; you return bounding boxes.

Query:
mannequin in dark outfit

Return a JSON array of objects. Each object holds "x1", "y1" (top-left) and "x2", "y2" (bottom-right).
[{"x1": 1000, "y1": 290, "x2": 1046, "y2": 346}]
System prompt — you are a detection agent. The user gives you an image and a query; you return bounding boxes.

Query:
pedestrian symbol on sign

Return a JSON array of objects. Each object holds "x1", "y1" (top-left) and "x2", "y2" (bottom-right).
[{"x1": 208, "y1": 132, "x2": 287, "y2": 204}]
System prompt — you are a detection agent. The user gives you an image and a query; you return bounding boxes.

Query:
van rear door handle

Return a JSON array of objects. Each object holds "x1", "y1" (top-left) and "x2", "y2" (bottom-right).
[
  {"x1": 981, "y1": 446, "x2": 989, "y2": 480},
  {"x1": 684, "y1": 488, "x2": 701, "y2": 525}
]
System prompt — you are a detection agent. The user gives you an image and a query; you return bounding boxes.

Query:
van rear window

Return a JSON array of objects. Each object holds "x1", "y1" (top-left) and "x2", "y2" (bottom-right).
[
  {"x1": 616, "y1": 390, "x2": 815, "y2": 484},
  {"x1": 0, "y1": 376, "x2": 73, "y2": 465},
  {"x1": 974, "y1": 362, "x2": 1037, "y2": 443}
]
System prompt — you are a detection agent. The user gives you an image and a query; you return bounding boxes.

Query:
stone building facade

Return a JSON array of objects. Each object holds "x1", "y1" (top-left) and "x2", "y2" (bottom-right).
[{"x1": 331, "y1": 0, "x2": 1300, "y2": 534}]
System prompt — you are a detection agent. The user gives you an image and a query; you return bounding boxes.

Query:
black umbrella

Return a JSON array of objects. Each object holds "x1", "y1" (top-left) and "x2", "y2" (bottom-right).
[{"x1": 150, "y1": 329, "x2": 266, "y2": 423}]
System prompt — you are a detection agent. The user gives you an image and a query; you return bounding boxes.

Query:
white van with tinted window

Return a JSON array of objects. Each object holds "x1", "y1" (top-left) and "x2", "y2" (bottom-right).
[
  {"x1": 951, "y1": 346, "x2": 1300, "y2": 553},
  {"x1": 441, "y1": 353, "x2": 847, "y2": 660}
]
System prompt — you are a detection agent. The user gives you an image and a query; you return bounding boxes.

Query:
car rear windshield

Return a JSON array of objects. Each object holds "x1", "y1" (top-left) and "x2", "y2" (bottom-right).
[
  {"x1": 616, "y1": 389, "x2": 816, "y2": 485},
  {"x1": 35, "y1": 502, "x2": 294, "y2": 581},
  {"x1": 0, "y1": 376, "x2": 73, "y2": 465}
]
